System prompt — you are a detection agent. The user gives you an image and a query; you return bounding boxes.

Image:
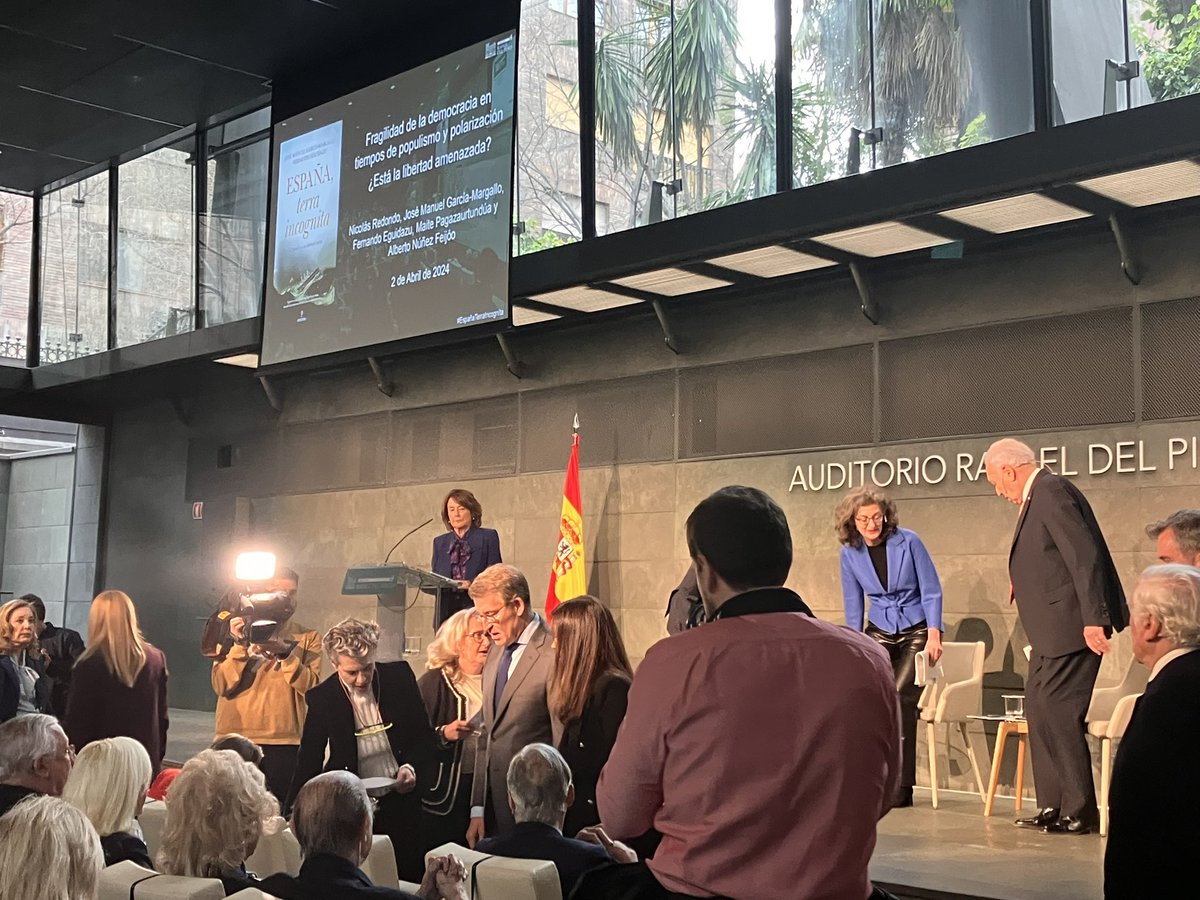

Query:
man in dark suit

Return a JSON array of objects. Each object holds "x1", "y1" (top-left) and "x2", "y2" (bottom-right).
[
  {"x1": 477, "y1": 743, "x2": 611, "y2": 897},
  {"x1": 984, "y1": 438, "x2": 1128, "y2": 835},
  {"x1": 1145, "y1": 508, "x2": 1200, "y2": 566},
  {"x1": 263, "y1": 770, "x2": 468, "y2": 900},
  {"x1": 1105, "y1": 564, "x2": 1200, "y2": 897},
  {"x1": 466, "y1": 564, "x2": 559, "y2": 847}
]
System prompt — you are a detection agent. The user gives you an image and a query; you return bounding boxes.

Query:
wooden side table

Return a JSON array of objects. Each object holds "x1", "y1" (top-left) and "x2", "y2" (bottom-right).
[{"x1": 969, "y1": 715, "x2": 1029, "y2": 816}]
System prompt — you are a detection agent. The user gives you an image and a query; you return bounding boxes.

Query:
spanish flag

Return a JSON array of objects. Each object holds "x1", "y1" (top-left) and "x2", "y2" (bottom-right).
[{"x1": 546, "y1": 420, "x2": 585, "y2": 616}]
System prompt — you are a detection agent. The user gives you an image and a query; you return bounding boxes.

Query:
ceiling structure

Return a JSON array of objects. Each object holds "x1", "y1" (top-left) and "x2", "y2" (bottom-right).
[{"x1": 0, "y1": 0, "x2": 433, "y2": 193}]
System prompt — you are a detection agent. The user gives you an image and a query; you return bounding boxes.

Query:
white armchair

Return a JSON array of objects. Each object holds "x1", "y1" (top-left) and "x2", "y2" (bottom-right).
[
  {"x1": 1086, "y1": 654, "x2": 1148, "y2": 836},
  {"x1": 917, "y1": 640, "x2": 987, "y2": 807},
  {"x1": 425, "y1": 842, "x2": 562, "y2": 900}
]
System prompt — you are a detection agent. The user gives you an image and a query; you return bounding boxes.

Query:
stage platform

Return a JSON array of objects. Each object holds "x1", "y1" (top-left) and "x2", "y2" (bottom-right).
[
  {"x1": 873, "y1": 790, "x2": 1103, "y2": 899},
  {"x1": 166, "y1": 709, "x2": 1104, "y2": 899}
]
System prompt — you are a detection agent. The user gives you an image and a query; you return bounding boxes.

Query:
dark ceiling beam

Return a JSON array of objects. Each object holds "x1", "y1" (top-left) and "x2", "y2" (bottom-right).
[{"x1": 510, "y1": 93, "x2": 1200, "y2": 298}]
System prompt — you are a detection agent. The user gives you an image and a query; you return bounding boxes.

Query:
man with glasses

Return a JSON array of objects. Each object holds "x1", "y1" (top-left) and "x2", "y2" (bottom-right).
[
  {"x1": 0, "y1": 713, "x2": 75, "y2": 816},
  {"x1": 465, "y1": 564, "x2": 558, "y2": 847}
]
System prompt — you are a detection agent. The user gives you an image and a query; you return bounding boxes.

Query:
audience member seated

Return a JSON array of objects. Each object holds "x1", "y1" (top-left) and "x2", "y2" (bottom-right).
[
  {"x1": 0, "y1": 794, "x2": 104, "y2": 900},
  {"x1": 65, "y1": 590, "x2": 170, "y2": 774},
  {"x1": 262, "y1": 770, "x2": 468, "y2": 900},
  {"x1": 63, "y1": 735, "x2": 154, "y2": 868},
  {"x1": 23, "y1": 593, "x2": 85, "y2": 718},
  {"x1": 476, "y1": 743, "x2": 610, "y2": 898},
  {"x1": 1105, "y1": 564, "x2": 1200, "y2": 899},
  {"x1": 0, "y1": 713, "x2": 75, "y2": 816},
  {"x1": 574, "y1": 486, "x2": 901, "y2": 900},
  {"x1": 149, "y1": 732, "x2": 263, "y2": 802},
  {"x1": 0, "y1": 598, "x2": 50, "y2": 722},
  {"x1": 156, "y1": 748, "x2": 280, "y2": 895}
]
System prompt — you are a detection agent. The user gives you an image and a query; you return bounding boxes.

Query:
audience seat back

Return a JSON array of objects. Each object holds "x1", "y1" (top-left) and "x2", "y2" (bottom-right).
[
  {"x1": 245, "y1": 825, "x2": 302, "y2": 877},
  {"x1": 139, "y1": 799, "x2": 168, "y2": 860},
  {"x1": 225, "y1": 890, "x2": 282, "y2": 899},
  {"x1": 426, "y1": 842, "x2": 562, "y2": 900},
  {"x1": 134, "y1": 875, "x2": 226, "y2": 899},
  {"x1": 100, "y1": 860, "x2": 158, "y2": 900}
]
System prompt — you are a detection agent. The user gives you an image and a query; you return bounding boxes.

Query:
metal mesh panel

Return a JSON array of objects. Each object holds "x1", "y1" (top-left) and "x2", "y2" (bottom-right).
[
  {"x1": 678, "y1": 346, "x2": 875, "y2": 458},
  {"x1": 1142, "y1": 297, "x2": 1200, "y2": 421},
  {"x1": 519, "y1": 374, "x2": 675, "y2": 473},
  {"x1": 277, "y1": 414, "x2": 389, "y2": 494},
  {"x1": 388, "y1": 396, "x2": 518, "y2": 484},
  {"x1": 879, "y1": 308, "x2": 1134, "y2": 441}
]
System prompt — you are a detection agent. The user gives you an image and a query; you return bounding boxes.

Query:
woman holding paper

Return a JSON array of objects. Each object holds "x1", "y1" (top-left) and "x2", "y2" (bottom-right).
[
  {"x1": 835, "y1": 486, "x2": 943, "y2": 808},
  {"x1": 417, "y1": 609, "x2": 491, "y2": 850}
]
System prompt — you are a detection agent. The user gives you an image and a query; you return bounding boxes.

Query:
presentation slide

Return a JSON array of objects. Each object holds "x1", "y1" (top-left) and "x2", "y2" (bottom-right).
[{"x1": 262, "y1": 31, "x2": 516, "y2": 366}]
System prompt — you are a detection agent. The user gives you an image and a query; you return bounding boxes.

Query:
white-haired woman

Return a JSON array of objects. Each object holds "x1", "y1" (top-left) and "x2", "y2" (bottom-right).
[
  {"x1": 65, "y1": 591, "x2": 169, "y2": 773},
  {"x1": 0, "y1": 794, "x2": 104, "y2": 900},
  {"x1": 290, "y1": 618, "x2": 438, "y2": 882},
  {"x1": 157, "y1": 748, "x2": 279, "y2": 894},
  {"x1": 417, "y1": 608, "x2": 491, "y2": 849},
  {"x1": 63, "y1": 736, "x2": 154, "y2": 868}
]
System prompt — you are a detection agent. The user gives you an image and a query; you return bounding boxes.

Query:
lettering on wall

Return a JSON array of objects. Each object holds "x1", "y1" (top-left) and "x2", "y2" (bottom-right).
[{"x1": 787, "y1": 436, "x2": 1200, "y2": 493}]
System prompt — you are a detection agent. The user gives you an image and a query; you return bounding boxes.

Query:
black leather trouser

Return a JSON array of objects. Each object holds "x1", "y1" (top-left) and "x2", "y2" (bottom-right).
[{"x1": 865, "y1": 621, "x2": 929, "y2": 790}]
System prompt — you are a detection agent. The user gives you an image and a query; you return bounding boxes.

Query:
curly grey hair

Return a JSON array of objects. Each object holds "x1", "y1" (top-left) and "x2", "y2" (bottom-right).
[
  {"x1": 1131, "y1": 565, "x2": 1200, "y2": 649},
  {"x1": 323, "y1": 618, "x2": 381, "y2": 664}
]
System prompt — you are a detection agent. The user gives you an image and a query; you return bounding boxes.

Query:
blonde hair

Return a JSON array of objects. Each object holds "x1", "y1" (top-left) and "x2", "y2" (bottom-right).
[
  {"x1": 76, "y1": 591, "x2": 147, "y2": 688},
  {"x1": 63, "y1": 737, "x2": 152, "y2": 838},
  {"x1": 157, "y1": 749, "x2": 279, "y2": 878},
  {"x1": 0, "y1": 795, "x2": 103, "y2": 900},
  {"x1": 0, "y1": 598, "x2": 41, "y2": 656},
  {"x1": 425, "y1": 609, "x2": 483, "y2": 678},
  {"x1": 323, "y1": 618, "x2": 381, "y2": 664}
]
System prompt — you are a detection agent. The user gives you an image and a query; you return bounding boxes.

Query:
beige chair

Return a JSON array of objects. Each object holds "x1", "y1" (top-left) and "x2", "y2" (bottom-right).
[
  {"x1": 138, "y1": 798, "x2": 168, "y2": 860},
  {"x1": 1089, "y1": 689, "x2": 1143, "y2": 836},
  {"x1": 135, "y1": 876, "x2": 225, "y2": 899},
  {"x1": 917, "y1": 640, "x2": 987, "y2": 808},
  {"x1": 362, "y1": 834, "x2": 402, "y2": 890},
  {"x1": 100, "y1": 861, "x2": 159, "y2": 900},
  {"x1": 226, "y1": 890, "x2": 282, "y2": 899},
  {"x1": 246, "y1": 823, "x2": 302, "y2": 878},
  {"x1": 426, "y1": 842, "x2": 562, "y2": 900}
]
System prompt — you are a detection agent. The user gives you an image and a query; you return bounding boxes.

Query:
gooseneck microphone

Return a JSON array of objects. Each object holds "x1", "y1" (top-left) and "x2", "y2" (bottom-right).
[{"x1": 383, "y1": 517, "x2": 435, "y2": 564}]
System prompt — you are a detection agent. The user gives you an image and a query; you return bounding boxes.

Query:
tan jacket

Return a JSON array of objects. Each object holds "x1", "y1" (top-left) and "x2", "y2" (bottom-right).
[{"x1": 211, "y1": 620, "x2": 322, "y2": 745}]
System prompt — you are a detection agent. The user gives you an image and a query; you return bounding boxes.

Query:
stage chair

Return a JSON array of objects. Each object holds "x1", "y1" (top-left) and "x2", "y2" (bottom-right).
[
  {"x1": 138, "y1": 798, "x2": 168, "y2": 859},
  {"x1": 1088, "y1": 689, "x2": 1143, "y2": 836},
  {"x1": 361, "y1": 834, "x2": 403, "y2": 890},
  {"x1": 918, "y1": 640, "x2": 987, "y2": 808},
  {"x1": 245, "y1": 823, "x2": 302, "y2": 877},
  {"x1": 425, "y1": 842, "x2": 562, "y2": 900},
  {"x1": 100, "y1": 860, "x2": 159, "y2": 900}
]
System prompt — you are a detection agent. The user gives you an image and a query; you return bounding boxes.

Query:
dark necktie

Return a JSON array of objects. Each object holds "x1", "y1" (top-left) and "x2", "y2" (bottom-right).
[{"x1": 493, "y1": 641, "x2": 520, "y2": 710}]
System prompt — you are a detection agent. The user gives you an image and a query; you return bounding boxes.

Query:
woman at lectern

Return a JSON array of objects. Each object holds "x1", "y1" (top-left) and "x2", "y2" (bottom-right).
[
  {"x1": 835, "y1": 486, "x2": 943, "y2": 809},
  {"x1": 431, "y1": 488, "x2": 502, "y2": 629}
]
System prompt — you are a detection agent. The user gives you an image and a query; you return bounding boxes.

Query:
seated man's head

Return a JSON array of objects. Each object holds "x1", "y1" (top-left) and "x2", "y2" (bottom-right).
[
  {"x1": 1130, "y1": 564, "x2": 1200, "y2": 668},
  {"x1": 290, "y1": 771, "x2": 374, "y2": 867},
  {"x1": 157, "y1": 748, "x2": 278, "y2": 878},
  {"x1": 1146, "y1": 510, "x2": 1200, "y2": 567},
  {"x1": 0, "y1": 713, "x2": 74, "y2": 797},
  {"x1": 506, "y1": 743, "x2": 574, "y2": 832},
  {"x1": 210, "y1": 733, "x2": 264, "y2": 768},
  {"x1": 686, "y1": 486, "x2": 793, "y2": 615},
  {"x1": 0, "y1": 795, "x2": 103, "y2": 900},
  {"x1": 470, "y1": 564, "x2": 533, "y2": 646}
]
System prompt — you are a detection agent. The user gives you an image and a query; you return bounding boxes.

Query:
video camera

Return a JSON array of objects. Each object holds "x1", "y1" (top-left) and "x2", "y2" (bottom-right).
[{"x1": 201, "y1": 552, "x2": 298, "y2": 661}]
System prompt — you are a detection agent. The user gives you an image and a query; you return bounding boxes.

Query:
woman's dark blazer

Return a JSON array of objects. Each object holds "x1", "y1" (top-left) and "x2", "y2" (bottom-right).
[
  {"x1": 64, "y1": 645, "x2": 169, "y2": 773},
  {"x1": 416, "y1": 668, "x2": 474, "y2": 815},
  {"x1": 0, "y1": 651, "x2": 51, "y2": 723},
  {"x1": 288, "y1": 661, "x2": 439, "y2": 811},
  {"x1": 431, "y1": 527, "x2": 502, "y2": 586},
  {"x1": 558, "y1": 670, "x2": 631, "y2": 837}
]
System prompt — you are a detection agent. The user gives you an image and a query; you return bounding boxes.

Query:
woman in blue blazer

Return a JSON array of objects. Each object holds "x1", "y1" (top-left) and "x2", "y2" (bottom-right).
[
  {"x1": 836, "y1": 486, "x2": 943, "y2": 807},
  {"x1": 431, "y1": 488, "x2": 502, "y2": 629}
]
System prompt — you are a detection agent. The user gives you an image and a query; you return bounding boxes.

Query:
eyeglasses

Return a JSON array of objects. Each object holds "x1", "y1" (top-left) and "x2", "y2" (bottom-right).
[
  {"x1": 477, "y1": 603, "x2": 513, "y2": 623},
  {"x1": 354, "y1": 721, "x2": 394, "y2": 738},
  {"x1": 855, "y1": 514, "x2": 885, "y2": 527},
  {"x1": 466, "y1": 630, "x2": 492, "y2": 643}
]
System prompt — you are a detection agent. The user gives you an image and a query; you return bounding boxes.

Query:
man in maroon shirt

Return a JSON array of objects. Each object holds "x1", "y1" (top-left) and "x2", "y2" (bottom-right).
[{"x1": 576, "y1": 486, "x2": 901, "y2": 900}]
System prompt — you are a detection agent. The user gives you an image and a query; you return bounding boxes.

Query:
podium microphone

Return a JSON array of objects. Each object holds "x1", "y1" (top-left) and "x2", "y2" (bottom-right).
[{"x1": 384, "y1": 517, "x2": 434, "y2": 564}]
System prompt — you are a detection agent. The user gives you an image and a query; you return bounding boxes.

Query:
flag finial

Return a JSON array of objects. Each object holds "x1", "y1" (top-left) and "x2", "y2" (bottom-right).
[{"x1": 572, "y1": 413, "x2": 580, "y2": 432}]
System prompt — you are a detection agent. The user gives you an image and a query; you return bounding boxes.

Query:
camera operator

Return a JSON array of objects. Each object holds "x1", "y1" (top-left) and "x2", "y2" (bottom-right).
[{"x1": 210, "y1": 567, "x2": 321, "y2": 804}]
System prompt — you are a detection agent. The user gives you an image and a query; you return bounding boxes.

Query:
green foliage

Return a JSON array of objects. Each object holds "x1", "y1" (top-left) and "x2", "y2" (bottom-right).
[
  {"x1": 1136, "y1": 1, "x2": 1200, "y2": 101},
  {"x1": 516, "y1": 220, "x2": 570, "y2": 256},
  {"x1": 957, "y1": 112, "x2": 989, "y2": 149}
]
